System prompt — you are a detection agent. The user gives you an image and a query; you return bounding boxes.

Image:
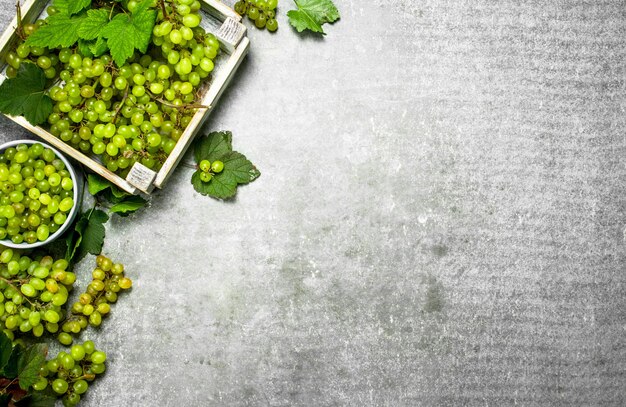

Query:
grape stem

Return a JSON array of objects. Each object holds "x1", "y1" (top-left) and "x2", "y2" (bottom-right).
[
  {"x1": 0, "y1": 276, "x2": 37, "y2": 308},
  {"x1": 0, "y1": 377, "x2": 17, "y2": 393},
  {"x1": 15, "y1": 1, "x2": 24, "y2": 40},
  {"x1": 112, "y1": 85, "x2": 129, "y2": 124},
  {"x1": 159, "y1": 0, "x2": 168, "y2": 18},
  {"x1": 146, "y1": 90, "x2": 209, "y2": 110}
]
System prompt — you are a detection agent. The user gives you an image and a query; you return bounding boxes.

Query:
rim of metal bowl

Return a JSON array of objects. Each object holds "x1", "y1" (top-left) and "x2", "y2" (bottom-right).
[{"x1": 0, "y1": 139, "x2": 83, "y2": 249}]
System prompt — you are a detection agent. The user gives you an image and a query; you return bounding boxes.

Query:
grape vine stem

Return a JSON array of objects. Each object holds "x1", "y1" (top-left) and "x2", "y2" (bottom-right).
[
  {"x1": 159, "y1": 0, "x2": 168, "y2": 18},
  {"x1": 112, "y1": 85, "x2": 129, "y2": 124},
  {"x1": 146, "y1": 90, "x2": 210, "y2": 110},
  {"x1": 0, "y1": 276, "x2": 37, "y2": 308},
  {"x1": 15, "y1": 1, "x2": 24, "y2": 40},
  {"x1": 0, "y1": 378, "x2": 17, "y2": 393}
]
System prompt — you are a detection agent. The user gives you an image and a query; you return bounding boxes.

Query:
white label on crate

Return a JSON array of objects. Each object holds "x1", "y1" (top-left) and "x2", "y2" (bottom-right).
[
  {"x1": 126, "y1": 163, "x2": 157, "y2": 192},
  {"x1": 217, "y1": 17, "x2": 245, "y2": 50}
]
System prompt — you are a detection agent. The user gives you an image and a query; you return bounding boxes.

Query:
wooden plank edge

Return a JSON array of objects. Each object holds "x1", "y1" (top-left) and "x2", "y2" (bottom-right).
[
  {"x1": 8, "y1": 116, "x2": 139, "y2": 195},
  {"x1": 153, "y1": 36, "x2": 250, "y2": 188},
  {"x1": 203, "y1": 0, "x2": 242, "y2": 22}
]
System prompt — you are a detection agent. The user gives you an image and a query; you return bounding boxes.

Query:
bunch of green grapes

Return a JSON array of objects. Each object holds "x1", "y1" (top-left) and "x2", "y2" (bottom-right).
[
  {"x1": 5, "y1": 0, "x2": 221, "y2": 177},
  {"x1": 34, "y1": 340, "x2": 107, "y2": 407},
  {"x1": 0, "y1": 143, "x2": 74, "y2": 245},
  {"x1": 58, "y1": 255, "x2": 131, "y2": 346},
  {"x1": 234, "y1": 0, "x2": 279, "y2": 31},
  {"x1": 197, "y1": 158, "x2": 224, "y2": 183},
  {"x1": 0, "y1": 249, "x2": 75, "y2": 341}
]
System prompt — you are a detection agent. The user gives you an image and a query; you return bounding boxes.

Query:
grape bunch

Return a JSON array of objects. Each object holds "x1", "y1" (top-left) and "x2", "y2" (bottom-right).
[
  {"x1": 6, "y1": 0, "x2": 222, "y2": 178},
  {"x1": 0, "y1": 249, "x2": 75, "y2": 341},
  {"x1": 197, "y1": 159, "x2": 224, "y2": 183},
  {"x1": 234, "y1": 0, "x2": 279, "y2": 31},
  {"x1": 34, "y1": 340, "x2": 107, "y2": 407},
  {"x1": 0, "y1": 143, "x2": 74, "y2": 245},
  {"x1": 58, "y1": 255, "x2": 132, "y2": 346}
]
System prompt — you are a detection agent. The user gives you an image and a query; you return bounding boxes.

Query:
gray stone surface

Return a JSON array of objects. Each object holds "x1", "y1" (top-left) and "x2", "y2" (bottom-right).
[{"x1": 0, "y1": 0, "x2": 625, "y2": 405}]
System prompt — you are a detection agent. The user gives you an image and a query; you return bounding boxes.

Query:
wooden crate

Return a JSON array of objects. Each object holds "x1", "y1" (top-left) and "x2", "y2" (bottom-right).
[{"x1": 0, "y1": 0, "x2": 249, "y2": 194}]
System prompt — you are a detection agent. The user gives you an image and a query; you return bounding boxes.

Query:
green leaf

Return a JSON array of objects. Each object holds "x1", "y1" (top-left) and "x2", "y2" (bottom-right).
[
  {"x1": 192, "y1": 170, "x2": 237, "y2": 199},
  {"x1": 0, "y1": 331, "x2": 12, "y2": 372},
  {"x1": 287, "y1": 0, "x2": 340, "y2": 34},
  {"x1": 0, "y1": 63, "x2": 53, "y2": 126},
  {"x1": 2, "y1": 344, "x2": 21, "y2": 378},
  {"x1": 77, "y1": 39, "x2": 94, "y2": 58},
  {"x1": 0, "y1": 394, "x2": 10, "y2": 407},
  {"x1": 14, "y1": 392, "x2": 57, "y2": 407},
  {"x1": 221, "y1": 151, "x2": 262, "y2": 185},
  {"x1": 110, "y1": 195, "x2": 148, "y2": 216},
  {"x1": 67, "y1": 0, "x2": 91, "y2": 15},
  {"x1": 87, "y1": 174, "x2": 113, "y2": 196},
  {"x1": 192, "y1": 152, "x2": 260, "y2": 199},
  {"x1": 90, "y1": 37, "x2": 108, "y2": 57},
  {"x1": 101, "y1": 0, "x2": 157, "y2": 66},
  {"x1": 194, "y1": 131, "x2": 233, "y2": 163},
  {"x1": 65, "y1": 208, "x2": 109, "y2": 263},
  {"x1": 78, "y1": 8, "x2": 110, "y2": 40},
  {"x1": 25, "y1": 13, "x2": 87, "y2": 49},
  {"x1": 17, "y1": 344, "x2": 47, "y2": 390},
  {"x1": 51, "y1": 0, "x2": 70, "y2": 14}
]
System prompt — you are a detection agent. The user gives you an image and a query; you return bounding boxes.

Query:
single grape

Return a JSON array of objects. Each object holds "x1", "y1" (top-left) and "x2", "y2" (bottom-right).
[{"x1": 211, "y1": 160, "x2": 224, "y2": 173}]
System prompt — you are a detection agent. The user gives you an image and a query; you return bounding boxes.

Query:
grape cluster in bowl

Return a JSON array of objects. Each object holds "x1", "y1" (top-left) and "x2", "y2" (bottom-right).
[{"x1": 0, "y1": 141, "x2": 81, "y2": 248}]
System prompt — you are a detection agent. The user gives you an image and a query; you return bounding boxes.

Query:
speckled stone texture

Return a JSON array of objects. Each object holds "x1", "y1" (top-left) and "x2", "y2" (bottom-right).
[{"x1": 0, "y1": 0, "x2": 625, "y2": 406}]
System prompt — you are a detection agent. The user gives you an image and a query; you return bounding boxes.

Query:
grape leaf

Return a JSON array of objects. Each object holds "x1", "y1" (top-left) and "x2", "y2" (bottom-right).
[
  {"x1": 192, "y1": 131, "x2": 260, "y2": 199},
  {"x1": 192, "y1": 170, "x2": 236, "y2": 199},
  {"x1": 65, "y1": 208, "x2": 109, "y2": 263},
  {"x1": 0, "y1": 64, "x2": 53, "y2": 126},
  {"x1": 87, "y1": 174, "x2": 147, "y2": 214},
  {"x1": 220, "y1": 152, "x2": 262, "y2": 185},
  {"x1": 192, "y1": 152, "x2": 260, "y2": 199},
  {"x1": 17, "y1": 344, "x2": 47, "y2": 391},
  {"x1": 287, "y1": 0, "x2": 340, "y2": 34},
  {"x1": 67, "y1": 0, "x2": 91, "y2": 15},
  {"x1": 2, "y1": 345, "x2": 20, "y2": 378},
  {"x1": 77, "y1": 39, "x2": 94, "y2": 57},
  {"x1": 51, "y1": 0, "x2": 70, "y2": 14},
  {"x1": 101, "y1": 0, "x2": 157, "y2": 66},
  {"x1": 110, "y1": 195, "x2": 148, "y2": 216},
  {"x1": 194, "y1": 131, "x2": 233, "y2": 163},
  {"x1": 78, "y1": 8, "x2": 110, "y2": 40},
  {"x1": 25, "y1": 13, "x2": 87, "y2": 48},
  {"x1": 87, "y1": 174, "x2": 112, "y2": 195},
  {"x1": 90, "y1": 37, "x2": 108, "y2": 57},
  {"x1": 0, "y1": 331, "x2": 12, "y2": 372},
  {"x1": 14, "y1": 392, "x2": 57, "y2": 407}
]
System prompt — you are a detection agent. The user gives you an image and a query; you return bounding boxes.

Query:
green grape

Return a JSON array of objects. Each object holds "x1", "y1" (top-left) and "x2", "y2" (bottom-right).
[
  {"x1": 83, "y1": 340, "x2": 95, "y2": 354},
  {"x1": 200, "y1": 172, "x2": 212, "y2": 182},
  {"x1": 255, "y1": 14, "x2": 267, "y2": 28},
  {"x1": 52, "y1": 378, "x2": 69, "y2": 394},
  {"x1": 211, "y1": 160, "x2": 224, "y2": 173},
  {"x1": 266, "y1": 18, "x2": 278, "y2": 32},
  {"x1": 74, "y1": 379, "x2": 89, "y2": 394},
  {"x1": 90, "y1": 351, "x2": 107, "y2": 364},
  {"x1": 70, "y1": 344, "x2": 86, "y2": 361},
  {"x1": 248, "y1": 7, "x2": 260, "y2": 20},
  {"x1": 199, "y1": 160, "x2": 211, "y2": 172}
]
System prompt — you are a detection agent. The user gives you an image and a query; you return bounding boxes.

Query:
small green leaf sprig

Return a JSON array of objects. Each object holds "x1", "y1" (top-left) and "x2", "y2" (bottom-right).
[{"x1": 192, "y1": 131, "x2": 260, "y2": 199}]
